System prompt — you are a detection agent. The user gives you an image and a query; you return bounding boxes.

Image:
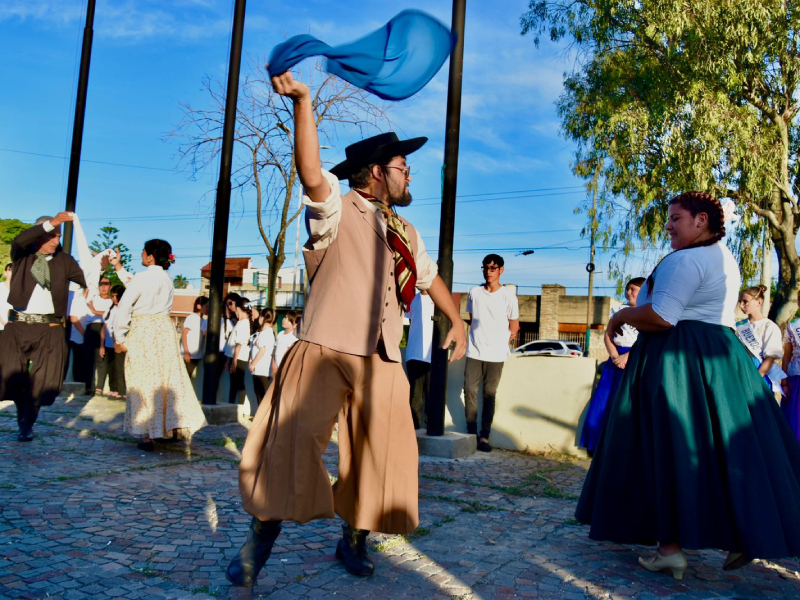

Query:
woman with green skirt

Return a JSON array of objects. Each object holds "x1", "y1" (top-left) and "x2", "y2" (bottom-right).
[{"x1": 576, "y1": 191, "x2": 800, "y2": 580}]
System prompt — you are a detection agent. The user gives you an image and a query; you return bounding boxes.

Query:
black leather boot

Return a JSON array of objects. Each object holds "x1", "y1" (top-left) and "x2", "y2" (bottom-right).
[
  {"x1": 226, "y1": 518, "x2": 281, "y2": 587},
  {"x1": 335, "y1": 523, "x2": 374, "y2": 576}
]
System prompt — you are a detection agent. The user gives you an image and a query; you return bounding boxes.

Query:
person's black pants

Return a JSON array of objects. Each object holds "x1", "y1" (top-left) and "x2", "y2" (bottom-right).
[
  {"x1": 253, "y1": 375, "x2": 271, "y2": 405},
  {"x1": 0, "y1": 322, "x2": 67, "y2": 432},
  {"x1": 67, "y1": 340, "x2": 87, "y2": 385},
  {"x1": 94, "y1": 346, "x2": 114, "y2": 393},
  {"x1": 229, "y1": 359, "x2": 248, "y2": 405},
  {"x1": 406, "y1": 359, "x2": 431, "y2": 430},
  {"x1": 113, "y1": 350, "x2": 127, "y2": 396},
  {"x1": 84, "y1": 322, "x2": 103, "y2": 390},
  {"x1": 463, "y1": 357, "x2": 505, "y2": 440}
]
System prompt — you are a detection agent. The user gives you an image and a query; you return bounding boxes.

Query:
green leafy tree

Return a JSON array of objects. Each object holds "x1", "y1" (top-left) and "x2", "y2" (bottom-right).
[
  {"x1": 0, "y1": 219, "x2": 32, "y2": 278},
  {"x1": 90, "y1": 224, "x2": 132, "y2": 287},
  {"x1": 173, "y1": 274, "x2": 189, "y2": 289},
  {"x1": 522, "y1": 0, "x2": 800, "y2": 325}
]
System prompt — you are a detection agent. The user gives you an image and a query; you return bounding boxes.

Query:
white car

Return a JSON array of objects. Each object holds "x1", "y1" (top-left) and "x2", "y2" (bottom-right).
[{"x1": 512, "y1": 339, "x2": 584, "y2": 357}]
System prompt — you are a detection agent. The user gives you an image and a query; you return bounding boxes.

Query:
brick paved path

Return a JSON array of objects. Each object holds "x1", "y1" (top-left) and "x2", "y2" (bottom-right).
[{"x1": 2, "y1": 394, "x2": 800, "y2": 599}]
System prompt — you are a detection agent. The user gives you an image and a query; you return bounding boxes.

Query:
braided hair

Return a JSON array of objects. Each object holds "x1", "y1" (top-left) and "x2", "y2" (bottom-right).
[{"x1": 646, "y1": 191, "x2": 727, "y2": 296}]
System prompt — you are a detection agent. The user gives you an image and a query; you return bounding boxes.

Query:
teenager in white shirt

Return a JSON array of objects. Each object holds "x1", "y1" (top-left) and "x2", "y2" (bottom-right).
[
  {"x1": 249, "y1": 307, "x2": 276, "y2": 403},
  {"x1": 88, "y1": 276, "x2": 115, "y2": 395},
  {"x1": 99, "y1": 285, "x2": 126, "y2": 398},
  {"x1": 463, "y1": 254, "x2": 520, "y2": 452},
  {"x1": 273, "y1": 310, "x2": 301, "y2": 376},
  {"x1": 67, "y1": 288, "x2": 90, "y2": 385},
  {"x1": 182, "y1": 296, "x2": 209, "y2": 378},
  {"x1": 228, "y1": 297, "x2": 253, "y2": 405}
]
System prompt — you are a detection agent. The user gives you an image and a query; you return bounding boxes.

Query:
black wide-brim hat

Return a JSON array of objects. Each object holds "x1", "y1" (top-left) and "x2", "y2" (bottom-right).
[{"x1": 329, "y1": 132, "x2": 427, "y2": 180}]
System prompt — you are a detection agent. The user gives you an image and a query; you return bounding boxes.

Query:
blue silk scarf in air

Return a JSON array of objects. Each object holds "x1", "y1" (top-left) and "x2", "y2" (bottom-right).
[{"x1": 267, "y1": 10, "x2": 456, "y2": 101}]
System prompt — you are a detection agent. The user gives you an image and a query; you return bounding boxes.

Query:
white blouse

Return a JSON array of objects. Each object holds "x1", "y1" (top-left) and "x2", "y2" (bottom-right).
[
  {"x1": 639, "y1": 242, "x2": 740, "y2": 328},
  {"x1": 114, "y1": 266, "x2": 174, "y2": 344}
]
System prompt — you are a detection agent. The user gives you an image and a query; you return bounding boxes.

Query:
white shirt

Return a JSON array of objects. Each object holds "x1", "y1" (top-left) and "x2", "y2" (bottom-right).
[
  {"x1": 182, "y1": 313, "x2": 207, "y2": 359},
  {"x1": 67, "y1": 290, "x2": 91, "y2": 344},
  {"x1": 302, "y1": 169, "x2": 438, "y2": 290},
  {"x1": 748, "y1": 318, "x2": 783, "y2": 361},
  {"x1": 250, "y1": 329, "x2": 276, "y2": 377},
  {"x1": 466, "y1": 285, "x2": 520, "y2": 363},
  {"x1": 220, "y1": 318, "x2": 234, "y2": 353},
  {"x1": 639, "y1": 242, "x2": 740, "y2": 327},
  {"x1": 274, "y1": 330, "x2": 298, "y2": 372},
  {"x1": 611, "y1": 304, "x2": 639, "y2": 347},
  {"x1": 86, "y1": 296, "x2": 113, "y2": 325},
  {"x1": 0, "y1": 281, "x2": 10, "y2": 330},
  {"x1": 405, "y1": 293, "x2": 435, "y2": 363},
  {"x1": 230, "y1": 319, "x2": 251, "y2": 362},
  {"x1": 103, "y1": 305, "x2": 118, "y2": 348},
  {"x1": 19, "y1": 255, "x2": 55, "y2": 315},
  {"x1": 114, "y1": 265, "x2": 174, "y2": 344}
]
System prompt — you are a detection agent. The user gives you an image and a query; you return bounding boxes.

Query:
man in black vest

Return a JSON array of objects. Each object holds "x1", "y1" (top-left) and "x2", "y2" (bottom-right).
[{"x1": 0, "y1": 212, "x2": 87, "y2": 441}]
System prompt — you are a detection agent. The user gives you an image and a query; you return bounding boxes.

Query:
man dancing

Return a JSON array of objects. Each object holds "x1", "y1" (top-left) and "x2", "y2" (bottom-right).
[
  {"x1": 227, "y1": 71, "x2": 467, "y2": 587},
  {"x1": 0, "y1": 213, "x2": 87, "y2": 441}
]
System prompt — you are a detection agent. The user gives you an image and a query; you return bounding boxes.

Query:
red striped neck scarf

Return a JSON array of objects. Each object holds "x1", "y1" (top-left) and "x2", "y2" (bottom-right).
[{"x1": 355, "y1": 189, "x2": 418, "y2": 310}]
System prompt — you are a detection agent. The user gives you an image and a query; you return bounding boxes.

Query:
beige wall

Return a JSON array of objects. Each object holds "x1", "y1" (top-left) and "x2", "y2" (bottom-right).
[{"x1": 441, "y1": 354, "x2": 598, "y2": 457}]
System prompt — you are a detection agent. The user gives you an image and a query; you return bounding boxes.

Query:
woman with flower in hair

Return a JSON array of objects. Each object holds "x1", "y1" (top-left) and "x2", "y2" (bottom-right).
[
  {"x1": 114, "y1": 239, "x2": 206, "y2": 451},
  {"x1": 576, "y1": 192, "x2": 800, "y2": 579}
]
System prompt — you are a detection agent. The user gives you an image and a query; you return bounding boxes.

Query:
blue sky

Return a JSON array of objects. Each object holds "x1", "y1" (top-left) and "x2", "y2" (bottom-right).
[{"x1": 0, "y1": 0, "x2": 651, "y2": 297}]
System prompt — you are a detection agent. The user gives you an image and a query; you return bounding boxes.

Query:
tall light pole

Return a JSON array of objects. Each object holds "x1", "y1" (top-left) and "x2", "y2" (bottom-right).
[
  {"x1": 585, "y1": 165, "x2": 600, "y2": 356},
  {"x1": 62, "y1": 0, "x2": 96, "y2": 255},
  {"x1": 427, "y1": 0, "x2": 467, "y2": 437},
  {"x1": 202, "y1": 0, "x2": 247, "y2": 405}
]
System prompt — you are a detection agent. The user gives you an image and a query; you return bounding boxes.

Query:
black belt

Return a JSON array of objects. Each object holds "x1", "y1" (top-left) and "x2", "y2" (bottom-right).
[{"x1": 9, "y1": 310, "x2": 65, "y2": 326}]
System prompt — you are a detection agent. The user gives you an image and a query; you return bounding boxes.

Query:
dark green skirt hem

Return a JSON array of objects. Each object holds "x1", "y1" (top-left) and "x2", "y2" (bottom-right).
[{"x1": 576, "y1": 320, "x2": 800, "y2": 559}]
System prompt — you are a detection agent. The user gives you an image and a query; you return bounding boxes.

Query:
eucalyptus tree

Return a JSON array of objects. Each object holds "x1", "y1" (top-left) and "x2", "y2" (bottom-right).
[{"x1": 522, "y1": 0, "x2": 800, "y2": 323}]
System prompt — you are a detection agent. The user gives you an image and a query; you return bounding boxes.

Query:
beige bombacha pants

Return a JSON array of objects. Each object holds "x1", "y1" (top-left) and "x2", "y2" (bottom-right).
[{"x1": 239, "y1": 340, "x2": 419, "y2": 535}]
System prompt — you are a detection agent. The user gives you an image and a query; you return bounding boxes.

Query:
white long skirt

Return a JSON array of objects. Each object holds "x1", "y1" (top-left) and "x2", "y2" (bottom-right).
[{"x1": 124, "y1": 314, "x2": 207, "y2": 438}]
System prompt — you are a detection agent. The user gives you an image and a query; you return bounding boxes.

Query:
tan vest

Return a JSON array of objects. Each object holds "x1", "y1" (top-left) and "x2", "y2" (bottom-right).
[{"x1": 296, "y1": 190, "x2": 421, "y2": 362}]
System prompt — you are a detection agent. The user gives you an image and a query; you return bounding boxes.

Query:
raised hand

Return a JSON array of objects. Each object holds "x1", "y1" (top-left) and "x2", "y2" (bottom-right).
[{"x1": 270, "y1": 71, "x2": 310, "y2": 102}]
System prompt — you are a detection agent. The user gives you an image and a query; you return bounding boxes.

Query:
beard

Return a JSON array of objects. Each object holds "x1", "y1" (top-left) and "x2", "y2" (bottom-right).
[{"x1": 387, "y1": 181, "x2": 413, "y2": 207}]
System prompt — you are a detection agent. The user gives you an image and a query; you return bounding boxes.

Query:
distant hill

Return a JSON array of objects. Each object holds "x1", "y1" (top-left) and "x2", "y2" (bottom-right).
[{"x1": 0, "y1": 219, "x2": 32, "y2": 278}]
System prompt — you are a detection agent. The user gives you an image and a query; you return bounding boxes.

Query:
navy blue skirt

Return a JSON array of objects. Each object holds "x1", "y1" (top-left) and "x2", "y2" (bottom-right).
[{"x1": 580, "y1": 346, "x2": 631, "y2": 451}]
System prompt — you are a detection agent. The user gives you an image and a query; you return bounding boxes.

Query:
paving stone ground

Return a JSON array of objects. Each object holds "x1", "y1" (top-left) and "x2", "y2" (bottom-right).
[{"x1": 2, "y1": 394, "x2": 800, "y2": 599}]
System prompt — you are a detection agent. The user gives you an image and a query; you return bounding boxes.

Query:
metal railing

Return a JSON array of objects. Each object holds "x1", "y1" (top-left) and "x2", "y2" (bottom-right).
[{"x1": 516, "y1": 330, "x2": 587, "y2": 349}]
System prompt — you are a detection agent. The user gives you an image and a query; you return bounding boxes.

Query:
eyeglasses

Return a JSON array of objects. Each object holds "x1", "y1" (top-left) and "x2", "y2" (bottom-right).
[
  {"x1": 382, "y1": 165, "x2": 411, "y2": 178},
  {"x1": 481, "y1": 265, "x2": 500, "y2": 272}
]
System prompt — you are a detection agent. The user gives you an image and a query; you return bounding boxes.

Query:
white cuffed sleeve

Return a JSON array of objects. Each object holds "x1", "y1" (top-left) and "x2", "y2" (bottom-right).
[{"x1": 303, "y1": 169, "x2": 343, "y2": 250}]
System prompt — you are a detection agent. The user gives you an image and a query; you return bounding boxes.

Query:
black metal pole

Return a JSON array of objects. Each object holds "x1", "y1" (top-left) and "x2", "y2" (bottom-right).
[
  {"x1": 202, "y1": 0, "x2": 247, "y2": 405},
  {"x1": 62, "y1": 0, "x2": 96, "y2": 255},
  {"x1": 427, "y1": 0, "x2": 467, "y2": 436}
]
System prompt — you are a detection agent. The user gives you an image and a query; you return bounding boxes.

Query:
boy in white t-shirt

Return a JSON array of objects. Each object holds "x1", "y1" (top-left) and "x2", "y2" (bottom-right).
[
  {"x1": 463, "y1": 254, "x2": 520, "y2": 452},
  {"x1": 182, "y1": 296, "x2": 210, "y2": 378}
]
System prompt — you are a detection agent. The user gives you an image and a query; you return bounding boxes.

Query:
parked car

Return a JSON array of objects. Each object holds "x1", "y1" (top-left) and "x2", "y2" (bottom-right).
[{"x1": 511, "y1": 339, "x2": 583, "y2": 357}]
